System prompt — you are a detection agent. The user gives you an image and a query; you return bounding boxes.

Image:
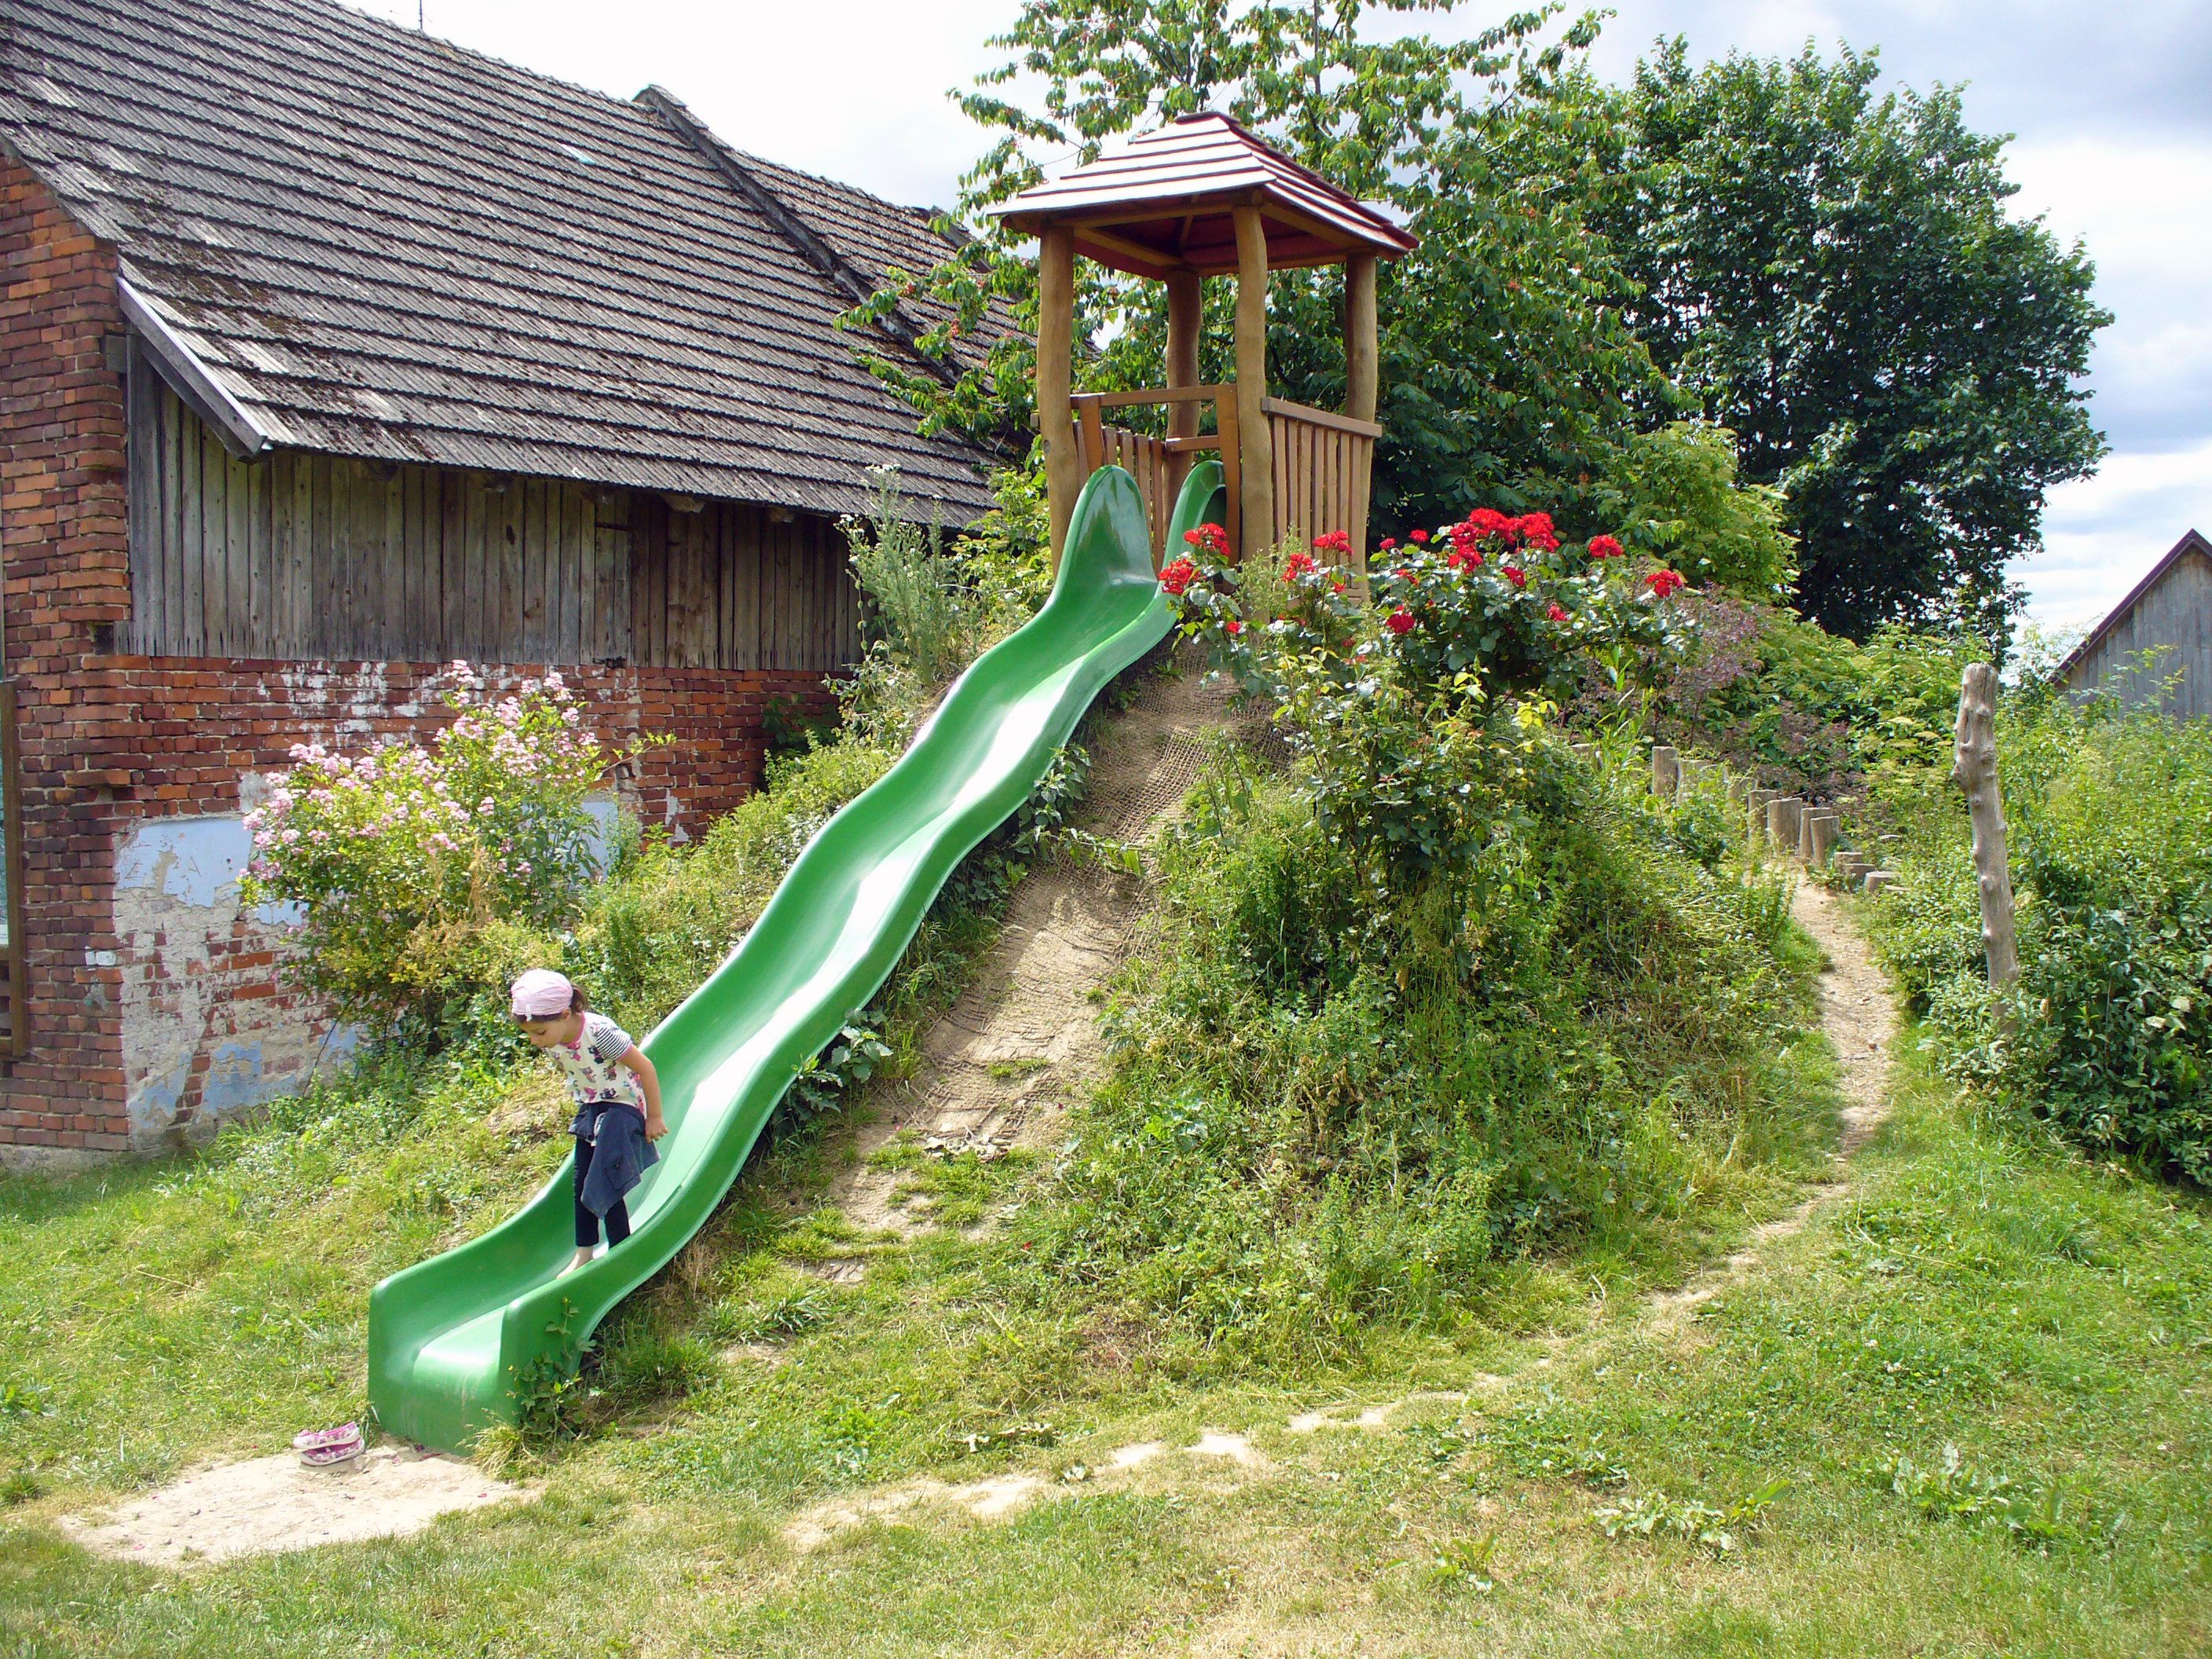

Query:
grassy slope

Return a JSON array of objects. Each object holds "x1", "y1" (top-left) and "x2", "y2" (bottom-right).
[{"x1": 3, "y1": 997, "x2": 2208, "y2": 1655}]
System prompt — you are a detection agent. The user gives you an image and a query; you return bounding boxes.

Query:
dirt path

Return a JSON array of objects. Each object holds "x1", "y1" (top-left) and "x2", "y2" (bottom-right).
[
  {"x1": 789, "y1": 871, "x2": 1910, "y2": 1548},
  {"x1": 830, "y1": 646, "x2": 1248, "y2": 1236},
  {"x1": 1793, "y1": 877, "x2": 1899, "y2": 1159},
  {"x1": 1640, "y1": 874, "x2": 1900, "y2": 1334}
]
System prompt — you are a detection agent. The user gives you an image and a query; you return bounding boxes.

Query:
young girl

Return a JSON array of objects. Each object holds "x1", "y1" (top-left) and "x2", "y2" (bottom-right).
[{"x1": 510, "y1": 969, "x2": 668, "y2": 1274}]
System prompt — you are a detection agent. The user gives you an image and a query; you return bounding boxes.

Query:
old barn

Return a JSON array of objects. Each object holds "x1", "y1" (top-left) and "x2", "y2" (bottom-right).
[
  {"x1": 2057, "y1": 529, "x2": 2212, "y2": 717},
  {"x1": 0, "y1": 0, "x2": 1003, "y2": 1161}
]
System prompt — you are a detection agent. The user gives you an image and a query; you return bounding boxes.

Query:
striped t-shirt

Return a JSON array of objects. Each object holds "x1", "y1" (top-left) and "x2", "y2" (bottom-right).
[{"x1": 548, "y1": 1012, "x2": 645, "y2": 1121}]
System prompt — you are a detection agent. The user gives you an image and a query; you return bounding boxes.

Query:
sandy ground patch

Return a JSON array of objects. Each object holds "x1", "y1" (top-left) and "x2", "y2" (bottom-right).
[
  {"x1": 61, "y1": 1443, "x2": 526, "y2": 1566},
  {"x1": 832, "y1": 648, "x2": 1248, "y2": 1240}
]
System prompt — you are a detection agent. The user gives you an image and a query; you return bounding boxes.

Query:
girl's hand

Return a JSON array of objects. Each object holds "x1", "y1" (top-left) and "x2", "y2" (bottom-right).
[{"x1": 619, "y1": 1046, "x2": 666, "y2": 1141}]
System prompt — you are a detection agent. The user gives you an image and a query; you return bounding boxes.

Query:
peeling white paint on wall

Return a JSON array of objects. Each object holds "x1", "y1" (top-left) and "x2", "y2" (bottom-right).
[
  {"x1": 110, "y1": 737, "x2": 632, "y2": 1152},
  {"x1": 112, "y1": 812, "x2": 351, "y2": 1151}
]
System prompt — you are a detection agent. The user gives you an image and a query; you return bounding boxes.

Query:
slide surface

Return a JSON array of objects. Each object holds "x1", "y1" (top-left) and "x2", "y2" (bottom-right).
[{"x1": 368, "y1": 463, "x2": 1219, "y2": 1454}]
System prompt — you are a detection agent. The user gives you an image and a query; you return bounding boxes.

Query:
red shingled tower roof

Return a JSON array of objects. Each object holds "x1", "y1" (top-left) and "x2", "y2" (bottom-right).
[{"x1": 995, "y1": 112, "x2": 1418, "y2": 278}]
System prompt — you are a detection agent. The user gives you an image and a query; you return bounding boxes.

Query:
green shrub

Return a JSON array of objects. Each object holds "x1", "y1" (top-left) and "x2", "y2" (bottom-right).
[
  {"x1": 1594, "y1": 419, "x2": 1797, "y2": 599},
  {"x1": 1637, "y1": 596, "x2": 1983, "y2": 793},
  {"x1": 1868, "y1": 687, "x2": 2212, "y2": 1183},
  {"x1": 836, "y1": 467, "x2": 1046, "y2": 745}
]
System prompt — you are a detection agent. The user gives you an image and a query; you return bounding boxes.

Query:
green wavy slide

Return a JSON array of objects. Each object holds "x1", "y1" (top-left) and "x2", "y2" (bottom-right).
[{"x1": 368, "y1": 462, "x2": 1218, "y2": 1454}]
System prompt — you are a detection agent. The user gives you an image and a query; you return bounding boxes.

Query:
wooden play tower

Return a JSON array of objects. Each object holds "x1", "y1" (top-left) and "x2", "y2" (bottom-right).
[{"x1": 998, "y1": 112, "x2": 1417, "y2": 573}]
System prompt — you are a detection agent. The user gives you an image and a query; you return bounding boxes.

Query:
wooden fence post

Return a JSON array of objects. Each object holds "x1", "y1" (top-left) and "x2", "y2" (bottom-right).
[
  {"x1": 1950, "y1": 661, "x2": 2019, "y2": 989},
  {"x1": 1805, "y1": 812, "x2": 1840, "y2": 867},
  {"x1": 1650, "y1": 744, "x2": 1679, "y2": 800}
]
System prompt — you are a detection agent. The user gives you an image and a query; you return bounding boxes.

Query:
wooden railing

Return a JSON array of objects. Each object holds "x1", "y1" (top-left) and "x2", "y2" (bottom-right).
[
  {"x1": 0, "y1": 682, "x2": 26, "y2": 1056},
  {"x1": 1262, "y1": 397, "x2": 1381, "y2": 569},
  {"x1": 1068, "y1": 385, "x2": 1240, "y2": 566},
  {"x1": 1064, "y1": 384, "x2": 1383, "y2": 570}
]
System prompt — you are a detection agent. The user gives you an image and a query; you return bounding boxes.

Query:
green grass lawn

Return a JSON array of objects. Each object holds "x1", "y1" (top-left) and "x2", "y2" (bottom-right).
[{"x1": 3, "y1": 1020, "x2": 2208, "y2": 1655}]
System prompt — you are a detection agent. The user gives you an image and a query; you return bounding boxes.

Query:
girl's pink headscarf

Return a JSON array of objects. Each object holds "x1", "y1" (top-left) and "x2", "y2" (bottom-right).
[{"x1": 510, "y1": 969, "x2": 574, "y2": 1019}]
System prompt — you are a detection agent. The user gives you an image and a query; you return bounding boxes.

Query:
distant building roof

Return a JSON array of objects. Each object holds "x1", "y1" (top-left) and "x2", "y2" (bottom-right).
[
  {"x1": 2056, "y1": 528, "x2": 2212, "y2": 683},
  {"x1": 996, "y1": 112, "x2": 1419, "y2": 279},
  {"x1": 0, "y1": 0, "x2": 1003, "y2": 521}
]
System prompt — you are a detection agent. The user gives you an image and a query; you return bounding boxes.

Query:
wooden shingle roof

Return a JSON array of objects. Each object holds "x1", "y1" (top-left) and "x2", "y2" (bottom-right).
[
  {"x1": 996, "y1": 112, "x2": 1419, "y2": 278},
  {"x1": 0, "y1": 0, "x2": 1001, "y2": 522}
]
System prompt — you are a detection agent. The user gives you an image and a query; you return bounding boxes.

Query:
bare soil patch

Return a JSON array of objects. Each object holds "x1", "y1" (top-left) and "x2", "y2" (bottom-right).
[
  {"x1": 833, "y1": 650, "x2": 1240, "y2": 1235},
  {"x1": 60, "y1": 1443, "x2": 527, "y2": 1567}
]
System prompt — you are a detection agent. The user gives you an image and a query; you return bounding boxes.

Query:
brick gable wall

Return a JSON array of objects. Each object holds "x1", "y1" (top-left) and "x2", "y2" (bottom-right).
[
  {"x1": 0, "y1": 156, "x2": 838, "y2": 1165},
  {"x1": 1, "y1": 149, "x2": 134, "y2": 1160}
]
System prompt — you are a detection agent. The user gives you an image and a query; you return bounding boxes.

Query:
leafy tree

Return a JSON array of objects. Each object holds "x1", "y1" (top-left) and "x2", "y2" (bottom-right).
[{"x1": 1588, "y1": 41, "x2": 2109, "y2": 639}]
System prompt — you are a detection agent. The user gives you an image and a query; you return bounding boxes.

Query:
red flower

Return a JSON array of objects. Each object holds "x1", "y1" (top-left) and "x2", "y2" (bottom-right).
[
  {"x1": 1379, "y1": 537, "x2": 1398, "y2": 551},
  {"x1": 1502, "y1": 565, "x2": 1526, "y2": 588},
  {"x1": 1466, "y1": 507, "x2": 1517, "y2": 544},
  {"x1": 1331, "y1": 580, "x2": 1348, "y2": 594},
  {"x1": 1182, "y1": 522, "x2": 1231, "y2": 558},
  {"x1": 1445, "y1": 547, "x2": 1485, "y2": 573},
  {"x1": 1385, "y1": 607, "x2": 1417, "y2": 635},
  {"x1": 1312, "y1": 529, "x2": 1353, "y2": 556},
  {"x1": 1159, "y1": 556, "x2": 1197, "y2": 597},
  {"x1": 1225, "y1": 619, "x2": 1244, "y2": 635},
  {"x1": 1283, "y1": 548, "x2": 1319, "y2": 580},
  {"x1": 1646, "y1": 568, "x2": 1686, "y2": 599},
  {"x1": 1515, "y1": 511, "x2": 1560, "y2": 551},
  {"x1": 1586, "y1": 533, "x2": 1623, "y2": 560},
  {"x1": 1394, "y1": 567, "x2": 1412, "y2": 580},
  {"x1": 1547, "y1": 602, "x2": 1569, "y2": 622},
  {"x1": 1408, "y1": 529, "x2": 1430, "y2": 544}
]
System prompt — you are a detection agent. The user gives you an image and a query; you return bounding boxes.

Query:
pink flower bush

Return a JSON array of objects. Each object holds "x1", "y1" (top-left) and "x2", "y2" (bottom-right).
[{"x1": 239, "y1": 661, "x2": 663, "y2": 1017}]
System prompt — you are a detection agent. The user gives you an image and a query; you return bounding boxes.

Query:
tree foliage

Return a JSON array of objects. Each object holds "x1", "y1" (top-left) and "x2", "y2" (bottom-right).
[{"x1": 1588, "y1": 41, "x2": 2108, "y2": 639}]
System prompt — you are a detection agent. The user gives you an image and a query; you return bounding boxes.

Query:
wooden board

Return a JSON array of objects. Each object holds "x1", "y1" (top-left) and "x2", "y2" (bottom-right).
[{"x1": 122, "y1": 384, "x2": 862, "y2": 674}]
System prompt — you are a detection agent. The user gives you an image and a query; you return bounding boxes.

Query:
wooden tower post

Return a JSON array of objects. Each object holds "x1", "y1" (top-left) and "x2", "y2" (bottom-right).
[
  {"x1": 1231, "y1": 204, "x2": 1274, "y2": 562},
  {"x1": 1036, "y1": 225, "x2": 1080, "y2": 571},
  {"x1": 1344, "y1": 251, "x2": 1378, "y2": 423},
  {"x1": 1164, "y1": 270, "x2": 1202, "y2": 441}
]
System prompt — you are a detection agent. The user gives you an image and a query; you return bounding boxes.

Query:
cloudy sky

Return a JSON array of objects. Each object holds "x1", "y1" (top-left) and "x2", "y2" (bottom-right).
[{"x1": 361, "y1": 0, "x2": 2207, "y2": 639}]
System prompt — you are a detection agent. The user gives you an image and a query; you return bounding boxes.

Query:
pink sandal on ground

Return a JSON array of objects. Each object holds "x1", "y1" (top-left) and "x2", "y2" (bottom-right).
[{"x1": 294, "y1": 1423, "x2": 365, "y2": 1467}]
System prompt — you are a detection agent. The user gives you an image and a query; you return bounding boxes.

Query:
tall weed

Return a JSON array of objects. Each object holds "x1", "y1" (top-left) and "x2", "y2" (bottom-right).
[{"x1": 1025, "y1": 749, "x2": 1829, "y2": 1365}]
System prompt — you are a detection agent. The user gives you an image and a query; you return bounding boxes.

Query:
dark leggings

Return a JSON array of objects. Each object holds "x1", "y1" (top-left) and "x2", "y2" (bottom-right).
[{"x1": 573, "y1": 1134, "x2": 632, "y2": 1250}]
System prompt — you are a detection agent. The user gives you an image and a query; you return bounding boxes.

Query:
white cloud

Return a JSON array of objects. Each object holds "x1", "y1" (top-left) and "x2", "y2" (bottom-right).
[{"x1": 2018, "y1": 438, "x2": 2212, "y2": 629}]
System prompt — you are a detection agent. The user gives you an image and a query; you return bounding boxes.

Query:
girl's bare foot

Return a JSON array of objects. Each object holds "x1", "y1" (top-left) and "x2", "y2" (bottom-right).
[{"x1": 561, "y1": 1247, "x2": 595, "y2": 1276}]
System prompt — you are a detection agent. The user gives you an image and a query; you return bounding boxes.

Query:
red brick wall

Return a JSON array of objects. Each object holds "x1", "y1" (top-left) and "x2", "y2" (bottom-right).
[
  {"x1": 94, "y1": 657, "x2": 833, "y2": 1155},
  {"x1": 0, "y1": 156, "x2": 840, "y2": 1162},
  {"x1": 1, "y1": 151, "x2": 133, "y2": 1160}
]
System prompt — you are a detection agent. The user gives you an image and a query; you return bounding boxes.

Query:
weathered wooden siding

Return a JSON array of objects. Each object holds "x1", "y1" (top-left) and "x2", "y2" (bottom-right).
[
  {"x1": 2063, "y1": 545, "x2": 2212, "y2": 720},
  {"x1": 125, "y1": 362, "x2": 859, "y2": 671}
]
